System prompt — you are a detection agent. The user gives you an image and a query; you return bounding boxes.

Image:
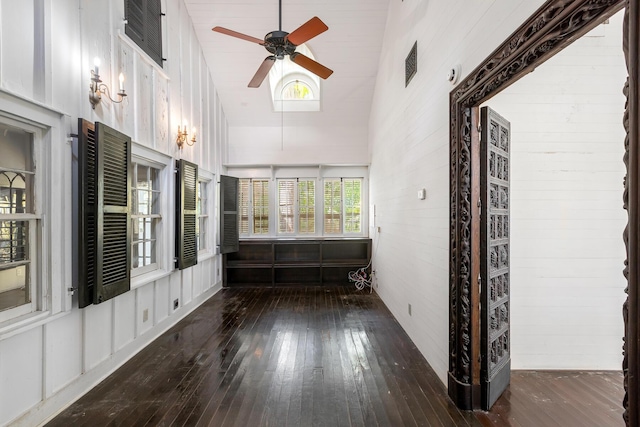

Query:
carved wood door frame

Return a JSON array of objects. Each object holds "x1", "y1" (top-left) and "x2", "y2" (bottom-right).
[{"x1": 447, "y1": 1, "x2": 639, "y2": 425}]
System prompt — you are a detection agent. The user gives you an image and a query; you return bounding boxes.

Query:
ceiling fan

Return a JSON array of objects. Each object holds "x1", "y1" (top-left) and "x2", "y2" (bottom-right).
[{"x1": 212, "y1": 0, "x2": 333, "y2": 88}]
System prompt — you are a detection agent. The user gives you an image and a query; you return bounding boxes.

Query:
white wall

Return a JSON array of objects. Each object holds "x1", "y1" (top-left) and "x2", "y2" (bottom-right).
[
  {"x1": 485, "y1": 11, "x2": 627, "y2": 369},
  {"x1": 0, "y1": 1, "x2": 226, "y2": 425},
  {"x1": 369, "y1": 0, "x2": 563, "y2": 383},
  {"x1": 369, "y1": 0, "x2": 627, "y2": 384},
  {"x1": 229, "y1": 124, "x2": 368, "y2": 165}
]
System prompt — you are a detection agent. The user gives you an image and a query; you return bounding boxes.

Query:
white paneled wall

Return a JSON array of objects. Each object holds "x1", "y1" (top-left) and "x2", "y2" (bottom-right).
[
  {"x1": 369, "y1": 0, "x2": 548, "y2": 383},
  {"x1": 485, "y1": 10, "x2": 627, "y2": 370},
  {"x1": 0, "y1": 1, "x2": 226, "y2": 426},
  {"x1": 369, "y1": 0, "x2": 627, "y2": 384}
]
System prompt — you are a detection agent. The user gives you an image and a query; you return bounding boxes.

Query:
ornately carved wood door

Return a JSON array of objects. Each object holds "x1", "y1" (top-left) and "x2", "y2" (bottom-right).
[{"x1": 480, "y1": 106, "x2": 511, "y2": 410}]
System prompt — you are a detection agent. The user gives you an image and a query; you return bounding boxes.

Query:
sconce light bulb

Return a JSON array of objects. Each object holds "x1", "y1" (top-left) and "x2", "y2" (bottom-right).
[
  {"x1": 93, "y1": 57, "x2": 100, "y2": 75},
  {"x1": 119, "y1": 73, "x2": 125, "y2": 91}
]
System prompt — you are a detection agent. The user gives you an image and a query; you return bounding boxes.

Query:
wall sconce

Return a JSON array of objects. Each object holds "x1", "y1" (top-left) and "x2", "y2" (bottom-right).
[
  {"x1": 89, "y1": 57, "x2": 127, "y2": 109},
  {"x1": 176, "y1": 123, "x2": 196, "y2": 149}
]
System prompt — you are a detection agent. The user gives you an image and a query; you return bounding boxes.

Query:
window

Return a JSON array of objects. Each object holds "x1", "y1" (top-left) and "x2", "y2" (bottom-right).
[
  {"x1": 344, "y1": 179, "x2": 362, "y2": 233},
  {"x1": 197, "y1": 180, "x2": 208, "y2": 252},
  {"x1": 324, "y1": 178, "x2": 363, "y2": 235},
  {"x1": 131, "y1": 162, "x2": 161, "y2": 275},
  {"x1": 252, "y1": 180, "x2": 269, "y2": 234},
  {"x1": 278, "y1": 180, "x2": 295, "y2": 234},
  {"x1": 239, "y1": 179, "x2": 249, "y2": 234},
  {"x1": 278, "y1": 179, "x2": 316, "y2": 234},
  {"x1": 298, "y1": 180, "x2": 315, "y2": 233},
  {"x1": 229, "y1": 167, "x2": 367, "y2": 239},
  {"x1": 125, "y1": 0, "x2": 163, "y2": 67},
  {"x1": 269, "y1": 44, "x2": 321, "y2": 112},
  {"x1": 239, "y1": 178, "x2": 270, "y2": 236},
  {"x1": 0, "y1": 123, "x2": 37, "y2": 317},
  {"x1": 324, "y1": 179, "x2": 341, "y2": 234}
]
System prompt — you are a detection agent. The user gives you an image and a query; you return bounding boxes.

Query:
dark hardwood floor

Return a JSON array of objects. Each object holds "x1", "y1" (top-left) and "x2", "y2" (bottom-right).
[{"x1": 47, "y1": 287, "x2": 624, "y2": 427}]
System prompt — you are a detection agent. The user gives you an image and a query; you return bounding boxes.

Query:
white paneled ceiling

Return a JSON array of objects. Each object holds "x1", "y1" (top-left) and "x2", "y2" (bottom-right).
[{"x1": 183, "y1": 0, "x2": 390, "y2": 127}]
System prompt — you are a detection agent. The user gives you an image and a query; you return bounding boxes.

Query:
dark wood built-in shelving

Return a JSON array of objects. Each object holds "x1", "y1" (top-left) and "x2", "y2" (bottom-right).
[{"x1": 223, "y1": 239, "x2": 371, "y2": 287}]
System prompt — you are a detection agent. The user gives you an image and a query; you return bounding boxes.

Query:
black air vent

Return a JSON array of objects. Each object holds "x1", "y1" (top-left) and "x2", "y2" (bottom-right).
[{"x1": 405, "y1": 41, "x2": 417, "y2": 87}]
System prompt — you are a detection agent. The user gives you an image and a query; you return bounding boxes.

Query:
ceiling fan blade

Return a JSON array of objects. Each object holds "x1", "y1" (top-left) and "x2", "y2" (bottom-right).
[
  {"x1": 212, "y1": 26, "x2": 264, "y2": 45},
  {"x1": 290, "y1": 53, "x2": 333, "y2": 79},
  {"x1": 248, "y1": 56, "x2": 276, "y2": 88},
  {"x1": 285, "y1": 17, "x2": 328, "y2": 46}
]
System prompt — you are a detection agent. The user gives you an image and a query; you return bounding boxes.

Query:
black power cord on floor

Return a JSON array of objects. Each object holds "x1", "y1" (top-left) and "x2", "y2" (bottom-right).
[{"x1": 349, "y1": 229, "x2": 380, "y2": 293}]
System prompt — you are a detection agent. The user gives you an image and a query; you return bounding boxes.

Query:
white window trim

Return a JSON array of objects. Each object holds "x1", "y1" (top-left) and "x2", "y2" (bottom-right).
[
  {"x1": 130, "y1": 143, "x2": 172, "y2": 288},
  {"x1": 0, "y1": 93, "x2": 66, "y2": 332},
  {"x1": 0, "y1": 122, "x2": 42, "y2": 324}
]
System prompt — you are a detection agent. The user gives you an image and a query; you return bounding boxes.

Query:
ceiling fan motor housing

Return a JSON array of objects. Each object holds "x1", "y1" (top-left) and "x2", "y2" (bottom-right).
[{"x1": 264, "y1": 30, "x2": 296, "y2": 59}]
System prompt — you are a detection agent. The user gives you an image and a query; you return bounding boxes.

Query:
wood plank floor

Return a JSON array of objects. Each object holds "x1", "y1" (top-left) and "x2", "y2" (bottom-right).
[{"x1": 47, "y1": 287, "x2": 624, "y2": 427}]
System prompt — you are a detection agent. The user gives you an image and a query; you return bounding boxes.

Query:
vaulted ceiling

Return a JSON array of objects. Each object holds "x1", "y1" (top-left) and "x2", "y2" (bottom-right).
[{"x1": 183, "y1": 0, "x2": 390, "y2": 128}]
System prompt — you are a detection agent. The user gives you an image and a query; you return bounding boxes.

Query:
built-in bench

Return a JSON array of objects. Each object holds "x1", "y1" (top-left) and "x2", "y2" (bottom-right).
[{"x1": 223, "y1": 238, "x2": 372, "y2": 287}]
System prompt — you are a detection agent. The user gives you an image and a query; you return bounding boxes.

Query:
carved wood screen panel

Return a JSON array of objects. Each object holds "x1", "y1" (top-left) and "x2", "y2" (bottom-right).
[
  {"x1": 480, "y1": 107, "x2": 511, "y2": 410},
  {"x1": 447, "y1": 0, "x2": 634, "y2": 421}
]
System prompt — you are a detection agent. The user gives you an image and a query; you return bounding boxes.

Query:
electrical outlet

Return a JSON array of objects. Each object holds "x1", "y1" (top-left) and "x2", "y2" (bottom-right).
[
  {"x1": 143, "y1": 309, "x2": 149, "y2": 323},
  {"x1": 408, "y1": 303, "x2": 412, "y2": 316},
  {"x1": 173, "y1": 299, "x2": 179, "y2": 310}
]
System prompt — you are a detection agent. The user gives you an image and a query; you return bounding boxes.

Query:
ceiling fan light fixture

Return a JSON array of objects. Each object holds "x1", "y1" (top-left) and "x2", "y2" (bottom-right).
[{"x1": 211, "y1": 3, "x2": 332, "y2": 88}]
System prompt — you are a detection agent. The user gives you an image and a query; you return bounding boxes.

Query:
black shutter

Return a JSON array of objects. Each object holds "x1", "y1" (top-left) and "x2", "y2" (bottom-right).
[
  {"x1": 145, "y1": 0, "x2": 163, "y2": 66},
  {"x1": 124, "y1": 0, "x2": 163, "y2": 67},
  {"x1": 220, "y1": 175, "x2": 239, "y2": 254},
  {"x1": 95, "y1": 122, "x2": 131, "y2": 303},
  {"x1": 77, "y1": 120, "x2": 131, "y2": 306},
  {"x1": 77, "y1": 119, "x2": 97, "y2": 308},
  {"x1": 175, "y1": 159, "x2": 198, "y2": 270},
  {"x1": 124, "y1": 0, "x2": 144, "y2": 47}
]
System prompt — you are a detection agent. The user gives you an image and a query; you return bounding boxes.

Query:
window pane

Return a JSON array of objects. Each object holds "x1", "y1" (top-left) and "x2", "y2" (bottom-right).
[
  {"x1": 282, "y1": 80, "x2": 314, "y2": 100},
  {"x1": 137, "y1": 189, "x2": 150, "y2": 215},
  {"x1": 344, "y1": 179, "x2": 362, "y2": 233},
  {"x1": 298, "y1": 180, "x2": 315, "y2": 233},
  {"x1": 0, "y1": 264, "x2": 30, "y2": 312},
  {"x1": 239, "y1": 179, "x2": 250, "y2": 235},
  {"x1": 136, "y1": 164, "x2": 150, "y2": 189},
  {"x1": 0, "y1": 123, "x2": 33, "y2": 172},
  {"x1": 253, "y1": 180, "x2": 269, "y2": 234},
  {"x1": 150, "y1": 168, "x2": 160, "y2": 214},
  {"x1": 198, "y1": 216, "x2": 207, "y2": 252},
  {"x1": 0, "y1": 173, "x2": 30, "y2": 214},
  {"x1": 132, "y1": 242, "x2": 142, "y2": 268},
  {"x1": 0, "y1": 220, "x2": 28, "y2": 264},
  {"x1": 324, "y1": 180, "x2": 341, "y2": 234},
  {"x1": 278, "y1": 180, "x2": 295, "y2": 233},
  {"x1": 131, "y1": 163, "x2": 161, "y2": 271},
  {"x1": 133, "y1": 239, "x2": 157, "y2": 268}
]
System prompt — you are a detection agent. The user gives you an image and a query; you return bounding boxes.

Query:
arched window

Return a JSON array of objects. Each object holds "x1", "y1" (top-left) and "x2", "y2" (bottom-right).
[{"x1": 269, "y1": 44, "x2": 321, "y2": 112}]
